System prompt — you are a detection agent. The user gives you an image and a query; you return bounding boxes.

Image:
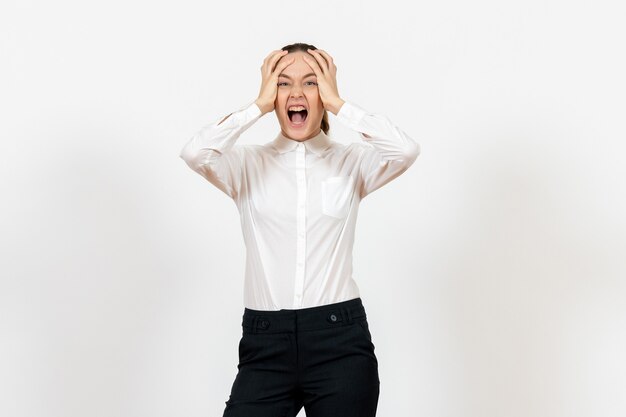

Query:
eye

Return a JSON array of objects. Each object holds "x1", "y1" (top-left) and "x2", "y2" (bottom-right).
[
  {"x1": 278, "y1": 82, "x2": 288, "y2": 86},
  {"x1": 305, "y1": 81, "x2": 318, "y2": 86}
]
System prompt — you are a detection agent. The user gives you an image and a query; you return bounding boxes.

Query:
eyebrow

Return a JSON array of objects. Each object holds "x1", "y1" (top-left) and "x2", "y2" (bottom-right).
[{"x1": 278, "y1": 72, "x2": 317, "y2": 80}]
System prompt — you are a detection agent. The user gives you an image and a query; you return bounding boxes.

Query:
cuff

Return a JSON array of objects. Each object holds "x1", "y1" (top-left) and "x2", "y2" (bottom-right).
[
  {"x1": 233, "y1": 99, "x2": 263, "y2": 124},
  {"x1": 336, "y1": 100, "x2": 367, "y2": 128}
]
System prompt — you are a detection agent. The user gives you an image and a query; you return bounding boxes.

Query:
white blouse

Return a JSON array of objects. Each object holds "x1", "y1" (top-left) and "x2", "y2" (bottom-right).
[{"x1": 180, "y1": 99, "x2": 420, "y2": 310}]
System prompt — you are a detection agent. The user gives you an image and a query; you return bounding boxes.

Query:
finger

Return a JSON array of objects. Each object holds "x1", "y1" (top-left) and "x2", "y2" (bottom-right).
[
  {"x1": 272, "y1": 55, "x2": 296, "y2": 78},
  {"x1": 263, "y1": 49, "x2": 286, "y2": 63},
  {"x1": 261, "y1": 50, "x2": 280, "y2": 70},
  {"x1": 305, "y1": 49, "x2": 329, "y2": 74},
  {"x1": 315, "y1": 49, "x2": 336, "y2": 71},
  {"x1": 302, "y1": 51, "x2": 325, "y2": 77},
  {"x1": 264, "y1": 50, "x2": 289, "y2": 74},
  {"x1": 266, "y1": 50, "x2": 289, "y2": 73}
]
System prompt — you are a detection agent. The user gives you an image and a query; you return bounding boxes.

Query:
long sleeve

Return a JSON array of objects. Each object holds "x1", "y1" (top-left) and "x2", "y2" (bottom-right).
[
  {"x1": 179, "y1": 100, "x2": 263, "y2": 199},
  {"x1": 336, "y1": 100, "x2": 421, "y2": 199}
]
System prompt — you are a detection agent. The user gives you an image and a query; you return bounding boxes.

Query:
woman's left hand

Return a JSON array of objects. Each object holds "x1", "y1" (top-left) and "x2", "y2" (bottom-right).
[{"x1": 302, "y1": 49, "x2": 346, "y2": 115}]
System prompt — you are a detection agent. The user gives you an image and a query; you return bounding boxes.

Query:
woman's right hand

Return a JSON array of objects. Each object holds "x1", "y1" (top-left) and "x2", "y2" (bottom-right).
[{"x1": 255, "y1": 50, "x2": 295, "y2": 115}]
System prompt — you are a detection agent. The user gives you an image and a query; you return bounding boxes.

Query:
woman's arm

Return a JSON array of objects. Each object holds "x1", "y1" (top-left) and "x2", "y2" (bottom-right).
[
  {"x1": 179, "y1": 100, "x2": 262, "y2": 199},
  {"x1": 180, "y1": 50, "x2": 295, "y2": 199},
  {"x1": 301, "y1": 49, "x2": 420, "y2": 199},
  {"x1": 336, "y1": 100, "x2": 421, "y2": 199}
]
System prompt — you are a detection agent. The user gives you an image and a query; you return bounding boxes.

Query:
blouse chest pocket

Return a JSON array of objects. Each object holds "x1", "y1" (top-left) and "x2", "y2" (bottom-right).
[{"x1": 321, "y1": 175, "x2": 354, "y2": 219}]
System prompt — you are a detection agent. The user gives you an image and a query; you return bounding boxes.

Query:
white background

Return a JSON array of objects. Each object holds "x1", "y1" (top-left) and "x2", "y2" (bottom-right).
[{"x1": 1, "y1": 1, "x2": 625, "y2": 416}]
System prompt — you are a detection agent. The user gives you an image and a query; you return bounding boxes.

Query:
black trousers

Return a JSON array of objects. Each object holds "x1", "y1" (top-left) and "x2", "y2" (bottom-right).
[{"x1": 222, "y1": 297, "x2": 380, "y2": 417}]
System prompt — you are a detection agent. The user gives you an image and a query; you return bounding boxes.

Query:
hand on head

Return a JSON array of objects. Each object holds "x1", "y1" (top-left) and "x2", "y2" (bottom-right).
[
  {"x1": 301, "y1": 49, "x2": 344, "y2": 115},
  {"x1": 255, "y1": 48, "x2": 345, "y2": 116},
  {"x1": 255, "y1": 50, "x2": 295, "y2": 115}
]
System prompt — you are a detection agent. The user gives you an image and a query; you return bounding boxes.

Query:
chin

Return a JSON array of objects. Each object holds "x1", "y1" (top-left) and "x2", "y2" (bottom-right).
[
  {"x1": 280, "y1": 114, "x2": 320, "y2": 140},
  {"x1": 283, "y1": 127, "x2": 318, "y2": 141}
]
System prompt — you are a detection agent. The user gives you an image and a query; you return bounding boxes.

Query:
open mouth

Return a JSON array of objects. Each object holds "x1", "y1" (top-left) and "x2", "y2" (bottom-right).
[{"x1": 287, "y1": 109, "x2": 308, "y2": 126}]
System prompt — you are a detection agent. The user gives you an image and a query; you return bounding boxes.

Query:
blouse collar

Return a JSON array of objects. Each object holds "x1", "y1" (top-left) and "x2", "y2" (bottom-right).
[{"x1": 271, "y1": 129, "x2": 331, "y2": 156}]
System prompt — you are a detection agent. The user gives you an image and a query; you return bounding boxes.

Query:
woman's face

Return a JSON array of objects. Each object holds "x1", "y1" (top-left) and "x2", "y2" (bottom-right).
[{"x1": 275, "y1": 51, "x2": 324, "y2": 141}]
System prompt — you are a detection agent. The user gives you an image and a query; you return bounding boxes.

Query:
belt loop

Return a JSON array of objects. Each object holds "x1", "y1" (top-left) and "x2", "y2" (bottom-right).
[
  {"x1": 343, "y1": 307, "x2": 352, "y2": 324},
  {"x1": 252, "y1": 316, "x2": 258, "y2": 334}
]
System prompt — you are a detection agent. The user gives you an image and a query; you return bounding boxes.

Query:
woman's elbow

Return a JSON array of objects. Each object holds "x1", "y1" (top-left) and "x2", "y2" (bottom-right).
[
  {"x1": 179, "y1": 145, "x2": 196, "y2": 167},
  {"x1": 404, "y1": 141, "x2": 421, "y2": 165}
]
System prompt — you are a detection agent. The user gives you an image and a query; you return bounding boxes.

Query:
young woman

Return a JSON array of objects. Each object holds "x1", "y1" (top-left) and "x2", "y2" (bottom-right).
[{"x1": 180, "y1": 42, "x2": 420, "y2": 417}]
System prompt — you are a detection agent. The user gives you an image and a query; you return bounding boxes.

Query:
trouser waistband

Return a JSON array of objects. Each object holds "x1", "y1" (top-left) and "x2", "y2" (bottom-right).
[{"x1": 241, "y1": 297, "x2": 367, "y2": 334}]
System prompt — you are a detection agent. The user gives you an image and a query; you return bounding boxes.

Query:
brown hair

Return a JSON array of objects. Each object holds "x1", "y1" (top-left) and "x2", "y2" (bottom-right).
[{"x1": 280, "y1": 42, "x2": 330, "y2": 135}]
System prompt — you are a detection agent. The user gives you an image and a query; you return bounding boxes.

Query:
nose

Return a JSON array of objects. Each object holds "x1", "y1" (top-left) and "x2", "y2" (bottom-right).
[{"x1": 290, "y1": 86, "x2": 303, "y2": 99}]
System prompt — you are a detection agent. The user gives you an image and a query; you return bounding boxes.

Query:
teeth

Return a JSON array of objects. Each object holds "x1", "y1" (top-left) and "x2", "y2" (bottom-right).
[{"x1": 288, "y1": 106, "x2": 306, "y2": 111}]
